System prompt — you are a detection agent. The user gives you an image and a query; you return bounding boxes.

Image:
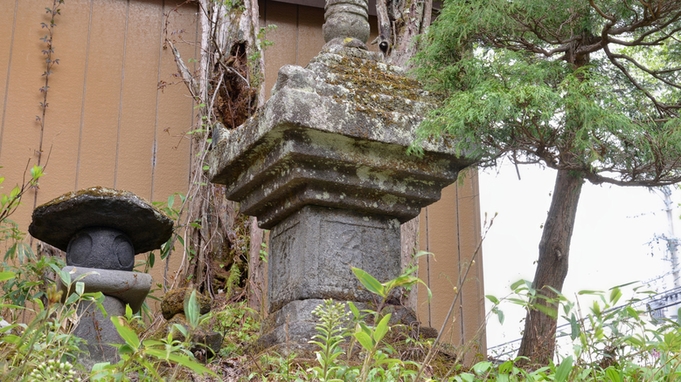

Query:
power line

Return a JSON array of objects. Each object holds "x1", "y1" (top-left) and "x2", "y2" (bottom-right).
[{"x1": 488, "y1": 284, "x2": 681, "y2": 359}]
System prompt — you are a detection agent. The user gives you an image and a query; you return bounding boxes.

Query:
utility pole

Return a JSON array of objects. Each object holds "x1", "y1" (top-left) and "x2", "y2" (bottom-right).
[{"x1": 661, "y1": 186, "x2": 680, "y2": 289}]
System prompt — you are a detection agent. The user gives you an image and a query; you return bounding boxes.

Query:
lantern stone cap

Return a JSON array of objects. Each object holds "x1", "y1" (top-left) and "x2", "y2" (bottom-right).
[{"x1": 29, "y1": 187, "x2": 173, "y2": 254}]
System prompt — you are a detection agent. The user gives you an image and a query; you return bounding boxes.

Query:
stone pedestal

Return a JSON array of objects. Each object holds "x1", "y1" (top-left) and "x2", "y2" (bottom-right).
[
  {"x1": 207, "y1": 47, "x2": 474, "y2": 350},
  {"x1": 59, "y1": 266, "x2": 153, "y2": 365},
  {"x1": 73, "y1": 296, "x2": 126, "y2": 367}
]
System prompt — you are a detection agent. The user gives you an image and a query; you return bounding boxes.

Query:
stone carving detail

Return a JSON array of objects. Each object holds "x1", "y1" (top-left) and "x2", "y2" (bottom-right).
[
  {"x1": 320, "y1": 219, "x2": 396, "y2": 292},
  {"x1": 269, "y1": 220, "x2": 298, "y2": 308},
  {"x1": 66, "y1": 227, "x2": 135, "y2": 271},
  {"x1": 326, "y1": 223, "x2": 362, "y2": 283},
  {"x1": 267, "y1": 206, "x2": 400, "y2": 313}
]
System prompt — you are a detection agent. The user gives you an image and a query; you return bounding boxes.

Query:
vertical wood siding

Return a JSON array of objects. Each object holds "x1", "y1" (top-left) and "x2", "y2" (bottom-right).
[
  {"x1": 0, "y1": 0, "x2": 198, "y2": 233},
  {"x1": 418, "y1": 175, "x2": 487, "y2": 356}
]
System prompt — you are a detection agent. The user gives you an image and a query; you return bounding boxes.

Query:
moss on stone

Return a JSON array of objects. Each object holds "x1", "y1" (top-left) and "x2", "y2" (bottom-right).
[{"x1": 319, "y1": 53, "x2": 439, "y2": 122}]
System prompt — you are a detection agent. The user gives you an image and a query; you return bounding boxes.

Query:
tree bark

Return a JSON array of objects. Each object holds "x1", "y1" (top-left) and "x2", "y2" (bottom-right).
[
  {"x1": 517, "y1": 169, "x2": 583, "y2": 364},
  {"x1": 166, "y1": 0, "x2": 265, "y2": 300},
  {"x1": 383, "y1": 0, "x2": 431, "y2": 68}
]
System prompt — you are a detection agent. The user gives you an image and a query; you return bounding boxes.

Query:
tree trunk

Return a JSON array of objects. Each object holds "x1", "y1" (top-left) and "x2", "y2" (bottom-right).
[
  {"x1": 383, "y1": 0, "x2": 431, "y2": 68},
  {"x1": 517, "y1": 169, "x2": 583, "y2": 364},
  {"x1": 166, "y1": 0, "x2": 265, "y2": 300}
]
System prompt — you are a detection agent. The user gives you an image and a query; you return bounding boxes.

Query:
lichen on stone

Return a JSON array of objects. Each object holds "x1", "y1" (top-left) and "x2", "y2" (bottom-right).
[
  {"x1": 311, "y1": 52, "x2": 437, "y2": 123},
  {"x1": 29, "y1": 186, "x2": 174, "y2": 253}
]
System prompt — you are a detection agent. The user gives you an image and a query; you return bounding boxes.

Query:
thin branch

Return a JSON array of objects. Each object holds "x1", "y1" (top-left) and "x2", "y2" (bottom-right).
[
  {"x1": 167, "y1": 39, "x2": 199, "y2": 99},
  {"x1": 608, "y1": 51, "x2": 681, "y2": 91},
  {"x1": 589, "y1": 0, "x2": 616, "y2": 22},
  {"x1": 607, "y1": 9, "x2": 681, "y2": 41},
  {"x1": 603, "y1": 44, "x2": 672, "y2": 118}
]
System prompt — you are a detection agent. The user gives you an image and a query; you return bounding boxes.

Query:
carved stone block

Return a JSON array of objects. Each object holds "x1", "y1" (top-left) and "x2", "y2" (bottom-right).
[{"x1": 268, "y1": 205, "x2": 400, "y2": 312}]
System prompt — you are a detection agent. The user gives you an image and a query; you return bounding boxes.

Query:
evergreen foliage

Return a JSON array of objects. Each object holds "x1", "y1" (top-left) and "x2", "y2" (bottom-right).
[
  {"x1": 414, "y1": 0, "x2": 681, "y2": 364},
  {"x1": 415, "y1": 0, "x2": 681, "y2": 186}
]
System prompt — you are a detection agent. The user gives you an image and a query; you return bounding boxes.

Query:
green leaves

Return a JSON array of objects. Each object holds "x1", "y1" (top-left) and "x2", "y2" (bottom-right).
[
  {"x1": 554, "y1": 356, "x2": 573, "y2": 382},
  {"x1": 184, "y1": 289, "x2": 200, "y2": 329},
  {"x1": 353, "y1": 314, "x2": 391, "y2": 353},
  {"x1": 352, "y1": 267, "x2": 385, "y2": 298},
  {"x1": 414, "y1": 0, "x2": 681, "y2": 186},
  {"x1": 113, "y1": 316, "x2": 141, "y2": 350},
  {"x1": 29, "y1": 165, "x2": 43, "y2": 185},
  {"x1": 350, "y1": 264, "x2": 437, "y2": 381},
  {"x1": 310, "y1": 300, "x2": 348, "y2": 347},
  {"x1": 352, "y1": 265, "x2": 432, "y2": 302},
  {"x1": 604, "y1": 367, "x2": 623, "y2": 382},
  {"x1": 106, "y1": 310, "x2": 217, "y2": 379},
  {"x1": 373, "y1": 314, "x2": 391, "y2": 344},
  {"x1": 0, "y1": 271, "x2": 15, "y2": 282},
  {"x1": 353, "y1": 323, "x2": 374, "y2": 352}
]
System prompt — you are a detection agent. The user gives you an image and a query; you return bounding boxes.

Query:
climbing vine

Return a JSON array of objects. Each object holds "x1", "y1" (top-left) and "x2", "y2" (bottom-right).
[{"x1": 33, "y1": 0, "x2": 63, "y2": 208}]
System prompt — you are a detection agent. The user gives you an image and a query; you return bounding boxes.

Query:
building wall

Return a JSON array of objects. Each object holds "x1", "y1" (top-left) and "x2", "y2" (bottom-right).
[
  {"x1": 418, "y1": 171, "x2": 486, "y2": 356},
  {"x1": 0, "y1": 0, "x2": 197, "y2": 235},
  {"x1": 0, "y1": 0, "x2": 485, "y2": 351}
]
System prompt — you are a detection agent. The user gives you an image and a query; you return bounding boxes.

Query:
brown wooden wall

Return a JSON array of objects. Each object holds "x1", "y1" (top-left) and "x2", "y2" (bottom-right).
[
  {"x1": 0, "y1": 0, "x2": 198, "y2": 235},
  {"x1": 1, "y1": 0, "x2": 485, "y2": 352},
  {"x1": 418, "y1": 173, "x2": 486, "y2": 356}
]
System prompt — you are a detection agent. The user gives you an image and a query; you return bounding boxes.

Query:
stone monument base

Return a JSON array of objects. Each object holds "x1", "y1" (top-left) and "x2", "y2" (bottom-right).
[
  {"x1": 268, "y1": 205, "x2": 401, "y2": 312},
  {"x1": 73, "y1": 295, "x2": 125, "y2": 367},
  {"x1": 256, "y1": 299, "x2": 421, "y2": 355}
]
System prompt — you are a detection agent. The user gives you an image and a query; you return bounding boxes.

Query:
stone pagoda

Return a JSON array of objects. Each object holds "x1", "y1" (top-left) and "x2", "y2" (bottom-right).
[{"x1": 207, "y1": 0, "x2": 473, "y2": 351}]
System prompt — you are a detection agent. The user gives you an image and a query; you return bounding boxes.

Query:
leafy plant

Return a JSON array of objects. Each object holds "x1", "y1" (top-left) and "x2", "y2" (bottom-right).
[
  {"x1": 350, "y1": 266, "x2": 425, "y2": 382},
  {"x1": 27, "y1": 358, "x2": 81, "y2": 382},
  {"x1": 213, "y1": 300, "x2": 260, "y2": 356},
  {"x1": 308, "y1": 300, "x2": 349, "y2": 381},
  {"x1": 91, "y1": 301, "x2": 216, "y2": 381},
  {"x1": 352, "y1": 311, "x2": 395, "y2": 381},
  {"x1": 302, "y1": 263, "x2": 431, "y2": 382},
  {"x1": 1, "y1": 251, "x2": 62, "y2": 315},
  {"x1": 351, "y1": 250, "x2": 432, "y2": 318},
  {"x1": 0, "y1": 265, "x2": 108, "y2": 380}
]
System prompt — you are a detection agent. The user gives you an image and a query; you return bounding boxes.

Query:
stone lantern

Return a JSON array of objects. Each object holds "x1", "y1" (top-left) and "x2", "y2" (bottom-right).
[
  {"x1": 205, "y1": 0, "x2": 474, "y2": 352},
  {"x1": 29, "y1": 187, "x2": 173, "y2": 364}
]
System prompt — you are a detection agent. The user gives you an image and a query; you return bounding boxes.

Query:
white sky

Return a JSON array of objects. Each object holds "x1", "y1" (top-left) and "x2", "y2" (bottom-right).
[{"x1": 479, "y1": 163, "x2": 678, "y2": 350}]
